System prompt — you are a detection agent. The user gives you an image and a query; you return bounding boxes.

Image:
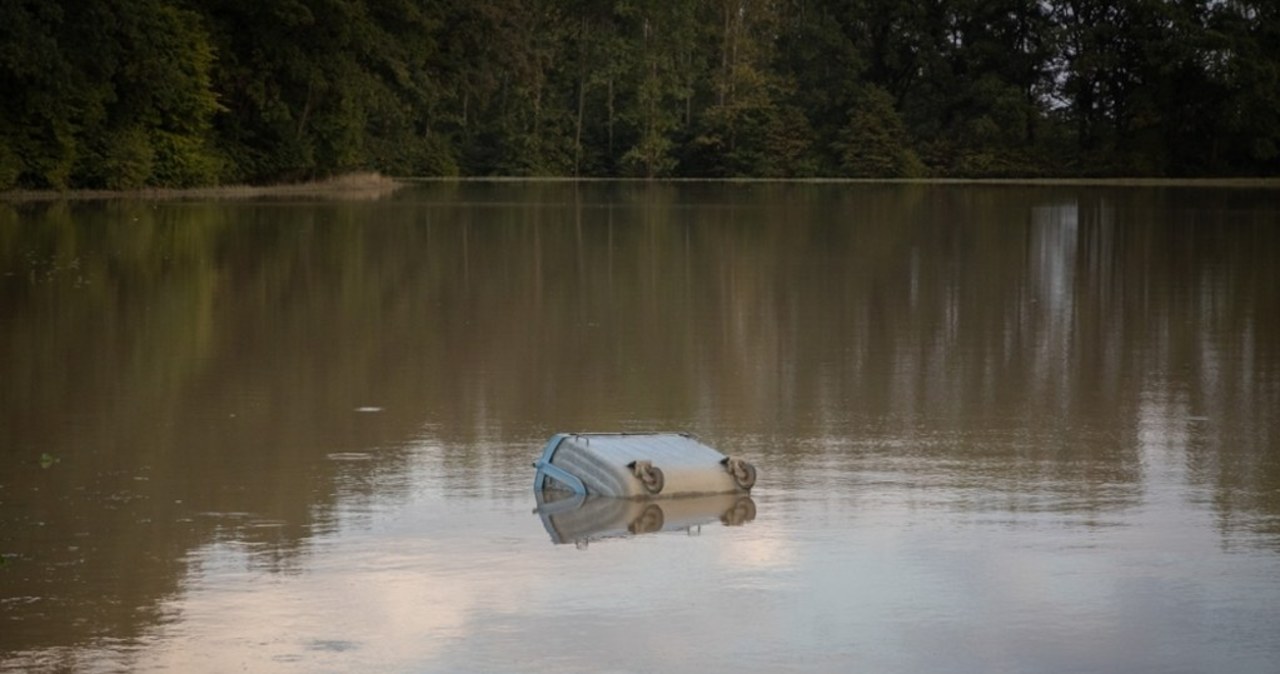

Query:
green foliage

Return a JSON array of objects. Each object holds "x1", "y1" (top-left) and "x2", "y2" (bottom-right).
[
  {"x1": 416, "y1": 135, "x2": 460, "y2": 177},
  {"x1": 150, "y1": 131, "x2": 222, "y2": 187},
  {"x1": 0, "y1": 0, "x2": 219, "y2": 189},
  {"x1": 760, "y1": 105, "x2": 819, "y2": 178},
  {"x1": 0, "y1": 141, "x2": 21, "y2": 190},
  {"x1": 837, "y1": 87, "x2": 925, "y2": 178},
  {"x1": 31, "y1": 124, "x2": 78, "y2": 190},
  {"x1": 1, "y1": 0, "x2": 1278, "y2": 186},
  {"x1": 100, "y1": 128, "x2": 155, "y2": 190},
  {"x1": 621, "y1": 129, "x2": 677, "y2": 178}
]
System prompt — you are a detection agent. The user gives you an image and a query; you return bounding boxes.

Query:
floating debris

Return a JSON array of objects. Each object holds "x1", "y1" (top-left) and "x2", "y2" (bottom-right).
[
  {"x1": 533, "y1": 432, "x2": 757, "y2": 498},
  {"x1": 327, "y1": 452, "x2": 374, "y2": 461}
]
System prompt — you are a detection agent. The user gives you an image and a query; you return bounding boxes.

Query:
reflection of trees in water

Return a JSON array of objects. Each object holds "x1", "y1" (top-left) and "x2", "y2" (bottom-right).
[
  {"x1": 1, "y1": 184, "x2": 1278, "y2": 655},
  {"x1": 0, "y1": 199, "x2": 428, "y2": 654},
  {"x1": 1068, "y1": 191, "x2": 1280, "y2": 547}
]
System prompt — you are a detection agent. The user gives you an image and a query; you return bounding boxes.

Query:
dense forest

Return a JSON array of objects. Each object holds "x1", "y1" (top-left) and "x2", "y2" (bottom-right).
[{"x1": 2, "y1": 0, "x2": 1278, "y2": 188}]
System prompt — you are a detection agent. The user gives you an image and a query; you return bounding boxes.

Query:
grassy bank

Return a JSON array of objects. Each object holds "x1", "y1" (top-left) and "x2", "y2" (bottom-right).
[{"x1": 0, "y1": 172, "x2": 403, "y2": 202}]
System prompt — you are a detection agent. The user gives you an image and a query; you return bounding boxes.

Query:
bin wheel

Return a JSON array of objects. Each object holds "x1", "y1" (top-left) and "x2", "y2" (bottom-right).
[
  {"x1": 723, "y1": 457, "x2": 757, "y2": 490},
  {"x1": 640, "y1": 465, "x2": 664, "y2": 494},
  {"x1": 628, "y1": 460, "x2": 665, "y2": 495}
]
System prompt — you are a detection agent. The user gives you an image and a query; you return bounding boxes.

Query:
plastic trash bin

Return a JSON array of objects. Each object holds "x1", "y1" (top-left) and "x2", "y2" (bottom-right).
[{"x1": 532, "y1": 432, "x2": 757, "y2": 498}]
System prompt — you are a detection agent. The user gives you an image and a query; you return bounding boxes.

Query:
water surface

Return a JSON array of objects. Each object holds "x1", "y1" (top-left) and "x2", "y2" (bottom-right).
[{"x1": 2, "y1": 182, "x2": 1279, "y2": 673}]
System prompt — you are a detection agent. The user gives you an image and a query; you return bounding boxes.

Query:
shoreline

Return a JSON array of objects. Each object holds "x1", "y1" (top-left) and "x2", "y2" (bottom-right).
[
  {"x1": 0, "y1": 172, "x2": 404, "y2": 203},
  {"x1": 402, "y1": 176, "x2": 1280, "y2": 188},
  {"x1": 4, "y1": 173, "x2": 1279, "y2": 202}
]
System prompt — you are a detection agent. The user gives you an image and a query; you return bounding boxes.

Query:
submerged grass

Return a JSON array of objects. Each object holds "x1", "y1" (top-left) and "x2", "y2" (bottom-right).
[
  {"x1": 405, "y1": 175, "x2": 1280, "y2": 188},
  {"x1": 399, "y1": 175, "x2": 1280, "y2": 191},
  {"x1": 0, "y1": 172, "x2": 404, "y2": 202},
  {"x1": 6, "y1": 173, "x2": 1278, "y2": 203}
]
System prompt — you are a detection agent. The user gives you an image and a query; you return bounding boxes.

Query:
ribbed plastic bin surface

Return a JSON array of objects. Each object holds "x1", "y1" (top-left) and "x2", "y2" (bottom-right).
[{"x1": 532, "y1": 432, "x2": 756, "y2": 498}]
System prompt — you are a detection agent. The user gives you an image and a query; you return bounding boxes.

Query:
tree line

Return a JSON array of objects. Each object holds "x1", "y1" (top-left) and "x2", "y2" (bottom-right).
[{"x1": 2, "y1": 0, "x2": 1278, "y2": 189}]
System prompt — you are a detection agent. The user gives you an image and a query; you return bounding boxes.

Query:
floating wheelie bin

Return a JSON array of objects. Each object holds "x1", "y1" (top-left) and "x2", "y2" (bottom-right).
[{"x1": 532, "y1": 432, "x2": 757, "y2": 498}]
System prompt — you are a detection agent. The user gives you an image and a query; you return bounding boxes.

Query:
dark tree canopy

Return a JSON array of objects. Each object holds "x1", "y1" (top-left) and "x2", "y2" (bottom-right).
[{"x1": 2, "y1": 0, "x2": 1278, "y2": 188}]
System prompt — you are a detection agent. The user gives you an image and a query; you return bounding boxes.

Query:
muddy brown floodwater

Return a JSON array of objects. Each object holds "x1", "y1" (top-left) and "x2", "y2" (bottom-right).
[{"x1": 2, "y1": 182, "x2": 1279, "y2": 673}]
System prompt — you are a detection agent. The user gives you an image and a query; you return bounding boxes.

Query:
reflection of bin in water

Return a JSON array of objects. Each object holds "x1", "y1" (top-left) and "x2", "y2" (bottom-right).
[
  {"x1": 532, "y1": 432, "x2": 757, "y2": 498},
  {"x1": 535, "y1": 491, "x2": 757, "y2": 546}
]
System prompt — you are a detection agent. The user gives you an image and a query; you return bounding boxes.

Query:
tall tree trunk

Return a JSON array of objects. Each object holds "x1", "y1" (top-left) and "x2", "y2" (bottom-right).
[
  {"x1": 575, "y1": 17, "x2": 587, "y2": 176},
  {"x1": 720, "y1": 1, "x2": 732, "y2": 107},
  {"x1": 296, "y1": 78, "x2": 315, "y2": 142}
]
